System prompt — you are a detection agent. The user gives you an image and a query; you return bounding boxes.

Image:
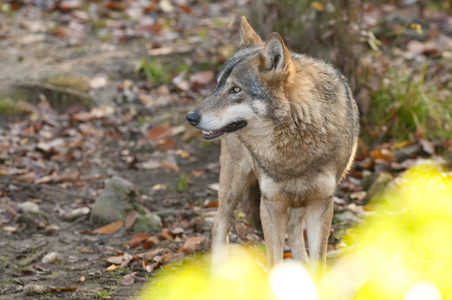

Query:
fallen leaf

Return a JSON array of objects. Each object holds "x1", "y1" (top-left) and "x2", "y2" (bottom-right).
[
  {"x1": 107, "y1": 264, "x2": 120, "y2": 271},
  {"x1": 161, "y1": 160, "x2": 180, "y2": 173},
  {"x1": 208, "y1": 183, "x2": 219, "y2": 191},
  {"x1": 142, "y1": 236, "x2": 160, "y2": 249},
  {"x1": 160, "y1": 228, "x2": 173, "y2": 240},
  {"x1": 180, "y1": 236, "x2": 207, "y2": 253},
  {"x1": 137, "y1": 248, "x2": 165, "y2": 260},
  {"x1": 311, "y1": 1, "x2": 325, "y2": 11},
  {"x1": 92, "y1": 221, "x2": 124, "y2": 235},
  {"x1": 148, "y1": 125, "x2": 174, "y2": 141},
  {"x1": 206, "y1": 201, "x2": 218, "y2": 208},
  {"x1": 107, "y1": 252, "x2": 133, "y2": 268},
  {"x1": 148, "y1": 125, "x2": 185, "y2": 141},
  {"x1": 189, "y1": 71, "x2": 214, "y2": 86},
  {"x1": 158, "y1": 138, "x2": 176, "y2": 151},
  {"x1": 283, "y1": 252, "x2": 293, "y2": 259},
  {"x1": 144, "y1": 261, "x2": 160, "y2": 272},
  {"x1": 137, "y1": 160, "x2": 161, "y2": 170},
  {"x1": 419, "y1": 139, "x2": 435, "y2": 155},
  {"x1": 125, "y1": 233, "x2": 151, "y2": 248},
  {"x1": 124, "y1": 211, "x2": 139, "y2": 230},
  {"x1": 16, "y1": 172, "x2": 36, "y2": 183},
  {"x1": 191, "y1": 170, "x2": 205, "y2": 177},
  {"x1": 56, "y1": 170, "x2": 80, "y2": 182},
  {"x1": 370, "y1": 149, "x2": 395, "y2": 161}
]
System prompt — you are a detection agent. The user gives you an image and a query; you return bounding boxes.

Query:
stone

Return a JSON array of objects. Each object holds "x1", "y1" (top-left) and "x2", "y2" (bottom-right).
[
  {"x1": 133, "y1": 213, "x2": 162, "y2": 233},
  {"x1": 90, "y1": 176, "x2": 137, "y2": 225}
]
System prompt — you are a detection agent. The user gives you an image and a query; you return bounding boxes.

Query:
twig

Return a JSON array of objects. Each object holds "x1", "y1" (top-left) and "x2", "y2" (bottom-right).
[
  {"x1": 14, "y1": 79, "x2": 93, "y2": 101},
  {"x1": 1, "y1": 178, "x2": 95, "y2": 201}
]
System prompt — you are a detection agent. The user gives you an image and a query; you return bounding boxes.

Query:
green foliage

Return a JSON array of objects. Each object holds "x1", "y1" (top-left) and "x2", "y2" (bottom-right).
[
  {"x1": 0, "y1": 97, "x2": 29, "y2": 116},
  {"x1": 95, "y1": 289, "x2": 114, "y2": 299},
  {"x1": 136, "y1": 58, "x2": 171, "y2": 86},
  {"x1": 177, "y1": 173, "x2": 188, "y2": 192},
  {"x1": 369, "y1": 61, "x2": 452, "y2": 141}
]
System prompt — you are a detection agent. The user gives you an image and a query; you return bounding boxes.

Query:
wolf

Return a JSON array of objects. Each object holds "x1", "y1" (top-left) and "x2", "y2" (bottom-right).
[{"x1": 186, "y1": 17, "x2": 359, "y2": 273}]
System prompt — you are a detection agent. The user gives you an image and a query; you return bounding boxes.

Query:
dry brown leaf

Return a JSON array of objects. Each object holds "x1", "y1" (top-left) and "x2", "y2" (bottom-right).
[
  {"x1": 191, "y1": 170, "x2": 205, "y2": 178},
  {"x1": 158, "y1": 138, "x2": 176, "y2": 151},
  {"x1": 124, "y1": 211, "x2": 139, "y2": 230},
  {"x1": 55, "y1": 170, "x2": 80, "y2": 182},
  {"x1": 107, "y1": 256, "x2": 124, "y2": 265},
  {"x1": 144, "y1": 261, "x2": 160, "y2": 273},
  {"x1": 161, "y1": 160, "x2": 180, "y2": 173},
  {"x1": 283, "y1": 252, "x2": 293, "y2": 259},
  {"x1": 419, "y1": 139, "x2": 435, "y2": 155},
  {"x1": 35, "y1": 171, "x2": 58, "y2": 184},
  {"x1": 160, "y1": 228, "x2": 173, "y2": 240},
  {"x1": 148, "y1": 125, "x2": 173, "y2": 141},
  {"x1": 16, "y1": 172, "x2": 36, "y2": 184},
  {"x1": 137, "y1": 248, "x2": 165, "y2": 260},
  {"x1": 189, "y1": 71, "x2": 214, "y2": 86},
  {"x1": 107, "y1": 252, "x2": 133, "y2": 269},
  {"x1": 180, "y1": 236, "x2": 207, "y2": 253},
  {"x1": 92, "y1": 221, "x2": 124, "y2": 235},
  {"x1": 206, "y1": 201, "x2": 218, "y2": 208},
  {"x1": 125, "y1": 232, "x2": 151, "y2": 248},
  {"x1": 142, "y1": 236, "x2": 160, "y2": 249}
]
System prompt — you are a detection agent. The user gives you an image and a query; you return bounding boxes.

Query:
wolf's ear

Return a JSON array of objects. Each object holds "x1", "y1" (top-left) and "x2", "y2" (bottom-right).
[
  {"x1": 240, "y1": 17, "x2": 263, "y2": 48},
  {"x1": 261, "y1": 32, "x2": 291, "y2": 73}
]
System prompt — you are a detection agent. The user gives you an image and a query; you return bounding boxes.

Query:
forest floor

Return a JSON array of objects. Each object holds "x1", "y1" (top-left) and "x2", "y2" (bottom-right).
[{"x1": 0, "y1": 1, "x2": 451, "y2": 299}]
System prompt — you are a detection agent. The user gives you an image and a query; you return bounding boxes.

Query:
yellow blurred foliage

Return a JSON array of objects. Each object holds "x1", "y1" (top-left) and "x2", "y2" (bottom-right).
[
  {"x1": 320, "y1": 162, "x2": 452, "y2": 300},
  {"x1": 139, "y1": 161, "x2": 452, "y2": 300}
]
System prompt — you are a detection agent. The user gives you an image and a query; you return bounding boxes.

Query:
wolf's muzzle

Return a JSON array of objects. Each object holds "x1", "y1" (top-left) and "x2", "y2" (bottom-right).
[{"x1": 186, "y1": 111, "x2": 201, "y2": 127}]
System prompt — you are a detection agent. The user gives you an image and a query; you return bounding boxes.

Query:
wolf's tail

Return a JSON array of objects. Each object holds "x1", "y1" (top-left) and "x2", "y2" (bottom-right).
[{"x1": 241, "y1": 180, "x2": 262, "y2": 233}]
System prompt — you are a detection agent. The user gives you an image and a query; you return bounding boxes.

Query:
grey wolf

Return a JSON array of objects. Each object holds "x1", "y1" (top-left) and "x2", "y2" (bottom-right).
[{"x1": 186, "y1": 17, "x2": 359, "y2": 273}]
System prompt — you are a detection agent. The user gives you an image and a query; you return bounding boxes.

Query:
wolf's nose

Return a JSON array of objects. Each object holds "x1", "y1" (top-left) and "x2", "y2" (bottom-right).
[{"x1": 186, "y1": 111, "x2": 200, "y2": 126}]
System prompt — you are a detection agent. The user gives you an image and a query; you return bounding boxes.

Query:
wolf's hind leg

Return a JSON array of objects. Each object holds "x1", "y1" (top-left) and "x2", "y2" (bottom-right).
[{"x1": 287, "y1": 207, "x2": 309, "y2": 263}]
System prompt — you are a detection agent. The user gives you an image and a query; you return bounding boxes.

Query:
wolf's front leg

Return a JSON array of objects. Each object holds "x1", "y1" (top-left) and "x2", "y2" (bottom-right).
[
  {"x1": 260, "y1": 196, "x2": 289, "y2": 268},
  {"x1": 211, "y1": 139, "x2": 253, "y2": 271},
  {"x1": 305, "y1": 196, "x2": 334, "y2": 276}
]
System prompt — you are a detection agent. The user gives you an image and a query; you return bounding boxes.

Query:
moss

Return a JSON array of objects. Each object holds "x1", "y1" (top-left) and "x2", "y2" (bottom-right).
[
  {"x1": 47, "y1": 75, "x2": 90, "y2": 92},
  {"x1": 0, "y1": 97, "x2": 29, "y2": 116}
]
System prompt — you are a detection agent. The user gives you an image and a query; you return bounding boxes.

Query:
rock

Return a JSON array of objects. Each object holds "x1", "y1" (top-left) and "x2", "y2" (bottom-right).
[
  {"x1": 42, "y1": 252, "x2": 60, "y2": 264},
  {"x1": 90, "y1": 176, "x2": 137, "y2": 225},
  {"x1": 18, "y1": 201, "x2": 40, "y2": 214},
  {"x1": 133, "y1": 212, "x2": 162, "y2": 233},
  {"x1": 334, "y1": 211, "x2": 362, "y2": 224},
  {"x1": 362, "y1": 172, "x2": 394, "y2": 203}
]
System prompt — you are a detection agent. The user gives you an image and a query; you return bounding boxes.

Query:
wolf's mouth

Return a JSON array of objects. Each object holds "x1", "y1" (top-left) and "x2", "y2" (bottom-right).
[{"x1": 202, "y1": 120, "x2": 248, "y2": 140}]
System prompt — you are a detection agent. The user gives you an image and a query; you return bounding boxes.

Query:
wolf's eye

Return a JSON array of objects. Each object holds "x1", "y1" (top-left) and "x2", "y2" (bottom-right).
[{"x1": 232, "y1": 86, "x2": 241, "y2": 93}]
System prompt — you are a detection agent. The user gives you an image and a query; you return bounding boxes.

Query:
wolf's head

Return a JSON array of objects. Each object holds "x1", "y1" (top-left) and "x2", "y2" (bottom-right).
[{"x1": 186, "y1": 17, "x2": 293, "y2": 140}]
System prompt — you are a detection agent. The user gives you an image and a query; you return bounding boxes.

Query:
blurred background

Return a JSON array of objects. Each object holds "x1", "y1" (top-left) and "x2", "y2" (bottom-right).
[{"x1": 0, "y1": 0, "x2": 451, "y2": 298}]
